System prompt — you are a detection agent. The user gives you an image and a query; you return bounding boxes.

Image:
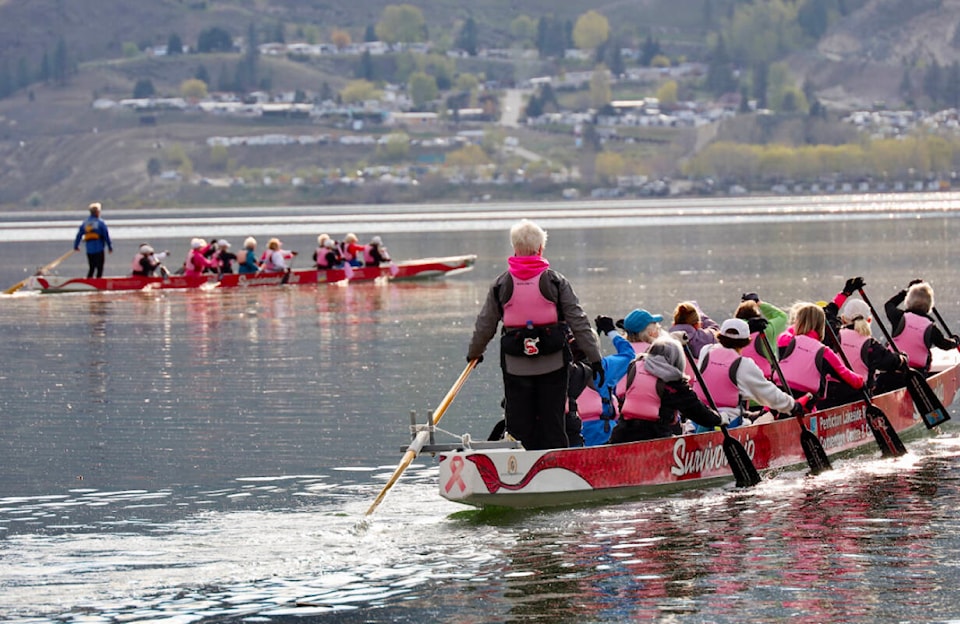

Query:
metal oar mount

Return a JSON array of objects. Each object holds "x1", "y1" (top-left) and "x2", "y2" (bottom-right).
[
  {"x1": 860, "y1": 288, "x2": 951, "y2": 429},
  {"x1": 822, "y1": 317, "x2": 906, "y2": 457},
  {"x1": 759, "y1": 332, "x2": 833, "y2": 473},
  {"x1": 681, "y1": 341, "x2": 762, "y2": 488},
  {"x1": 4, "y1": 248, "x2": 77, "y2": 294},
  {"x1": 365, "y1": 359, "x2": 478, "y2": 516}
]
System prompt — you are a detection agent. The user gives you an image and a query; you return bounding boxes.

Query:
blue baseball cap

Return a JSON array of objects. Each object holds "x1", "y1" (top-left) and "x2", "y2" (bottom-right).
[{"x1": 617, "y1": 308, "x2": 663, "y2": 333}]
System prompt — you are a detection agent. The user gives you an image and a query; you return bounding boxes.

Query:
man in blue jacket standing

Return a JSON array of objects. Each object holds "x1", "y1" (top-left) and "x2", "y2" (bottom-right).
[{"x1": 74, "y1": 202, "x2": 112, "y2": 278}]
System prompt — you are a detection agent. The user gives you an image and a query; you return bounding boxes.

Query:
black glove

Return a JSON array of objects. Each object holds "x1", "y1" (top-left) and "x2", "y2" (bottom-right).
[
  {"x1": 590, "y1": 360, "x2": 605, "y2": 389},
  {"x1": 746, "y1": 317, "x2": 768, "y2": 333},
  {"x1": 595, "y1": 315, "x2": 616, "y2": 335},
  {"x1": 842, "y1": 276, "x2": 866, "y2": 296},
  {"x1": 741, "y1": 292, "x2": 760, "y2": 303},
  {"x1": 468, "y1": 354, "x2": 483, "y2": 364},
  {"x1": 908, "y1": 278, "x2": 924, "y2": 287}
]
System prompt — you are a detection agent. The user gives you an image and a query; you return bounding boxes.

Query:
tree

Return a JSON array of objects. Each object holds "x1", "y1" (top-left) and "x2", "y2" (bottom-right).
[
  {"x1": 446, "y1": 144, "x2": 489, "y2": 168},
  {"x1": 408, "y1": 71, "x2": 438, "y2": 109},
  {"x1": 456, "y1": 17, "x2": 478, "y2": 55},
  {"x1": 364, "y1": 24, "x2": 377, "y2": 42},
  {"x1": 376, "y1": 4, "x2": 427, "y2": 44},
  {"x1": 656, "y1": 80, "x2": 679, "y2": 107},
  {"x1": 147, "y1": 157, "x2": 162, "y2": 180},
  {"x1": 16, "y1": 57, "x2": 30, "y2": 89},
  {"x1": 925, "y1": 60, "x2": 944, "y2": 106},
  {"x1": 197, "y1": 27, "x2": 233, "y2": 53},
  {"x1": 640, "y1": 35, "x2": 661, "y2": 66},
  {"x1": 122, "y1": 42, "x2": 140, "y2": 58},
  {"x1": 340, "y1": 79, "x2": 380, "y2": 103},
  {"x1": 357, "y1": 50, "x2": 375, "y2": 80},
  {"x1": 331, "y1": 29, "x2": 352, "y2": 50},
  {"x1": 133, "y1": 78, "x2": 155, "y2": 98},
  {"x1": 510, "y1": 15, "x2": 537, "y2": 47},
  {"x1": 572, "y1": 10, "x2": 609, "y2": 51},
  {"x1": 595, "y1": 152, "x2": 626, "y2": 182},
  {"x1": 167, "y1": 33, "x2": 184, "y2": 55},
  {"x1": 195, "y1": 64, "x2": 210, "y2": 85},
  {"x1": 589, "y1": 65, "x2": 611, "y2": 109},
  {"x1": 705, "y1": 35, "x2": 737, "y2": 96},
  {"x1": 180, "y1": 78, "x2": 208, "y2": 100},
  {"x1": 52, "y1": 37, "x2": 70, "y2": 86},
  {"x1": 378, "y1": 132, "x2": 411, "y2": 161}
]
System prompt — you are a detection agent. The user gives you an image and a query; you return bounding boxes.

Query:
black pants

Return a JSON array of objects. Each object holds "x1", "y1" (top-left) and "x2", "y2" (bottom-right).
[
  {"x1": 503, "y1": 366, "x2": 569, "y2": 450},
  {"x1": 86, "y1": 251, "x2": 105, "y2": 278}
]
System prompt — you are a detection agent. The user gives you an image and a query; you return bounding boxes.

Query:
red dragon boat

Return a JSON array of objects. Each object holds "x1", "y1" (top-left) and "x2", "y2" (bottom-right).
[
  {"x1": 429, "y1": 353, "x2": 960, "y2": 509},
  {"x1": 22, "y1": 255, "x2": 476, "y2": 294}
]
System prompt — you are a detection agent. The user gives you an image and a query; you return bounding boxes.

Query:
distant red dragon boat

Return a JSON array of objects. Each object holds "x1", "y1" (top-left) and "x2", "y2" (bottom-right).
[
  {"x1": 431, "y1": 354, "x2": 960, "y2": 509},
  {"x1": 24, "y1": 255, "x2": 476, "y2": 293}
]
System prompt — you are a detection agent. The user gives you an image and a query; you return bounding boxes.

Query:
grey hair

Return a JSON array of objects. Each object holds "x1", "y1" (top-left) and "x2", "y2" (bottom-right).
[
  {"x1": 510, "y1": 219, "x2": 547, "y2": 256},
  {"x1": 647, "y1": 336, "x2": 685, "y2": 371},
  {"x1": 906, "y1": 282, "x2": 933, "y2": 314}
]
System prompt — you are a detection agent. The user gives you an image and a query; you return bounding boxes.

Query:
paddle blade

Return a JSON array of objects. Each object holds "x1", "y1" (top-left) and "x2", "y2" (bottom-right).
[
  {"x1": 722, "y1": 433, "x2": 761, "y2": 488},
  {"x1": 905, "y1": 370, "x2": 951, "y2": 429},
  {"x1": 865, "y1": 404, "x2": 907, "y2": 457},
  {"x1": 800, "y1": 428, "x2": 832, "y2": 475}
]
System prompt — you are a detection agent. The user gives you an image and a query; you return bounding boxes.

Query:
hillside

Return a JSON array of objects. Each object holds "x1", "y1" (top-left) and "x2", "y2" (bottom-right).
[{"x1": 2, "y1": 0, "x2": 960, "y2": 211}]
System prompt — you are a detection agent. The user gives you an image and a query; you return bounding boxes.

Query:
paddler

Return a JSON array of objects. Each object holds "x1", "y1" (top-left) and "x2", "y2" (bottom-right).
[
  {"x1": 466, "y1": 219, "x2": 603, "y2": 451},
  {"x1": 73, "y1": 201, "x2": 112, "y2": 278}
]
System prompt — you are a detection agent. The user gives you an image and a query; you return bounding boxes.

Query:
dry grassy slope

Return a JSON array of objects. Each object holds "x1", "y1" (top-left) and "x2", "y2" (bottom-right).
[{"x1": 797, "y1": 0, "x2": 960, "y2": 109}]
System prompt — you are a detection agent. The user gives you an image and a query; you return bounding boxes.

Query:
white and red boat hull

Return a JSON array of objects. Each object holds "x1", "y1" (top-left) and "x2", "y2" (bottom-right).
[
  {"x1": 437, "y1": 361, "x2": 960, "y2": 509},
  {"x1": 24, "y1": 255, "x2": 476, "y2": 293}
]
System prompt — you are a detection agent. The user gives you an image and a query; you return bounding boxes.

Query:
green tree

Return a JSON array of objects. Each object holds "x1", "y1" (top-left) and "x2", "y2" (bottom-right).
[
  {"x1": 409, "y1": 71, "x2": 438, "y2": 109},
  {"x1": 595, "y1": 151, "x2": 626, "y2": 182},
  {"x1": 364, "y1": 24, "x2": 377, "y2": 42},
  {"x1": 195, "y1": 64, "x2": 210, "y2": 85},
  {"x1": 16, "y1": 57, "x2": 30, "y2": 89},
  {"x1": 456, "y1": 16, "x2": 478, "y2": 55},
  {"x1": 705, "y1": 35, "x2": 737, "y2": 96},
  {"x1": 167, "y1": 33, "x2": 184, "y2": 55},
  {"x1": 640, "y1": 35, "x2": 661, "y2": 66},
  {"x1": 197, "y1": 27, "x2": 233, "y2": 53},
  {"x1": 133, "y1": 78, "x2": 155, "y2": 98},
  {"x1": 52, "y1": 37, "x2": 70, "y2": 86},
  {"x1": 122, "y1": 41, "x2": 140, "y2": 58},
  {"x1": 656, "y1": 80, "x2": 679, "y2": 107},
  {"x1": 510, "y1": 15, "x2": 537, "y2": 47},
  {"x1": 378, "y1": 132, "x2": 411, "y2": 161},
  {"x1": 209, "y1": 144, "x2": 229, "y2": 171},
  {"x1": 340, "y1": 79, "x2": 380, "y2": 103},
  {"x1": 572, "y1": 10, "x2": 609, "y2": 51},
  {"x1": 376, "y1": 4, "x2": 427, "y2": 44},
  {"x1": 357, "y1": 50, "x2": 375, "y2": 80}
]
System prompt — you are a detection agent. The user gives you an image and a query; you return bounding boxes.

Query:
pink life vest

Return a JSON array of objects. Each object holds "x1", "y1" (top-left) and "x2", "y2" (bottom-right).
[
  {"x1": 572, "y1": 384, "x2": 604, "y2": 422},
  {"x1": 741, "y1": 332, "x2": 773, "y2": 379},
  {"x1": 839, "y1": 328, "x2": 870, "y2": 379},
  {"x1": 620, "y1": 365, "x2": 662, "y2": 422},
  {"x1": 778, "y1": 334, "x2": 826, "y2": 395},
  {"x1": 184, "y1": 249, "x2": 210, "y2": 277},
  {"x1": 502, "y1": 272, "x2": 557, "y2": 328},
  {"x1": 131, "y1": 253, "x2": 146, "y2": 274},
  {"x1": 693, "y1": 346, "x2": 742, "y2": 409},
  {"x1": 316, "y1": 246, "x2": 331, "y2": 269},
  {"x1": 893, "y1": 312, "x2": 933, "y2": 370}
]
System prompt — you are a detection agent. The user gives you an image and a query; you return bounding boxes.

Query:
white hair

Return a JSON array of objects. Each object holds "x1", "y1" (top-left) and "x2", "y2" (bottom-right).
[{"x1": 510, "y1": 219, "x2": 547, "y2": 256}]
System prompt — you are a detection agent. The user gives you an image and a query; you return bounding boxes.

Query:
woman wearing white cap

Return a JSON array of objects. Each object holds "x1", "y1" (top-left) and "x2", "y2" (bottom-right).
[
  {"x1": 237, "y1": 237, "x2": 260, "y2": 274},
  {"x1": 183, "y1": 238, "x2": 217, "y2": 277},
  {"x1": 693, "y1": 318, "x2": 803, "y2": 429},
  {"x1": 260, "y1": 238, "x2": 297, "y2": 272},
  {"x1": 212, "y1": 239, "x2": 237, "y2": 274},
  {"x1": 131, "y1": 243, "x2": 170, "y2": 277}
]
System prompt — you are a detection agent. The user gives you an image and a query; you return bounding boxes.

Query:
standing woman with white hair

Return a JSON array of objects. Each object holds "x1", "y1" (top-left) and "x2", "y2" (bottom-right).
[{"x1": 467, "y1": 219, "x2": 603, "y2": 450}]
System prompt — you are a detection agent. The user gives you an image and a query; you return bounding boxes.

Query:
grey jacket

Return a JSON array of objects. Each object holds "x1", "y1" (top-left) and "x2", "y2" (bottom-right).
[{"x1": 467, "y1": 267, "x2": 601, "y2": 376}]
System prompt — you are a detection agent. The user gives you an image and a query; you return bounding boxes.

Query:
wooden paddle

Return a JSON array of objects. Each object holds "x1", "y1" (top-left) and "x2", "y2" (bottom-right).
[
  {"x1": 365, "y1": 358, "x2": 478, "y2": 516},
  {"x1": 860, "y1": 288, "x2": 950, "y2": 429},
  {"x1": 931, "y1": 307, "x2": 960, "y2": 354},
  {"x1": 4, "y1": 248, "x2": 78, "y2": 294},
  {"x1": 681, "y1": 342, "x2": 761, "y2": 487},
  {"x1": 821, "y1": 319, "x2": 906, "y2": 457},
  {"x1": 758, "y1": 332, "x2": 834, "y2": 473}
]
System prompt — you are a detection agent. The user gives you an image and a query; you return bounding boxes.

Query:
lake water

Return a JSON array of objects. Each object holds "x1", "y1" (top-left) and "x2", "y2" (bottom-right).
[{"x1": 3, "y1": 194, "x2": 960, "y2": 623}]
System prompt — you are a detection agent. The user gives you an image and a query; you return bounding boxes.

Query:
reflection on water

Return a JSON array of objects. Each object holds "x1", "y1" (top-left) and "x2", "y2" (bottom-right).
[{"x1": 3, "y1": 212, "x2": 960, "y2": 622}]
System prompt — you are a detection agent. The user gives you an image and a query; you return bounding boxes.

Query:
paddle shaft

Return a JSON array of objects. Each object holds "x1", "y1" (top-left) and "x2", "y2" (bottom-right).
[
  {"x1": 681, "y1": 341, "x2": 761, "y2": 487},
  {"x1": 4, "y1": 248, "x2": 77, "y2": 294},
  {"x1": 931, "y1": 307, "x2": 959, "y2": 351},
  {"x1": 365, "y1": 359, "x2": 478, "y2": 516},
  {"x1": 822, "y1": 316, "x2": 905, "y2": 457},
  {"x1": 758, "y1": 331, "x2": 833, "y2": 472},
  {"x1": 860, "y1": 288, "x2": 951, "y2": 428}
]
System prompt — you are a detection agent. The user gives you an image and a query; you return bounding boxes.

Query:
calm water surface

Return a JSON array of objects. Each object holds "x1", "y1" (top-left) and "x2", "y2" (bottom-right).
[{"x1": 3, "y1": 197, "x2": 960, "y2": 623}]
